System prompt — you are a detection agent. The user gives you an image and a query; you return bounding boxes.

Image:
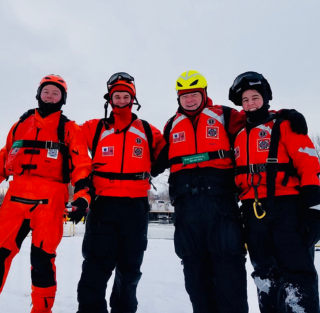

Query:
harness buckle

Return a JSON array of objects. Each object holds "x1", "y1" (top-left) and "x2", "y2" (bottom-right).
[
  {"x1": 45, "y1": 141, "x2": 60, "y2": 150},
  {"x1": 137, "y1": 172, "x2": 150, "y2": 180},
  {"x1": 45, "y1": 141, "x2": 53, "y2": 149},
  {"x1": 266, "y1": 158, "x2": 278, "y2": 163},
  {"x1": 218, "y1": 150, "x2": 225, "y2": 159}
]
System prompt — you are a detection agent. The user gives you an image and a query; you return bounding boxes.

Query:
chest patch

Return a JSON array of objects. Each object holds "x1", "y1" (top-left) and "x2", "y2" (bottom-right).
[
  {"x1": 172, "y1": 131, "x2": 186, "y2": 143},
  {"x1": 47, "y1": 149, "x2": 58, "y2": 159},
  {"x1": 259, "y1": 130, "x2": 268, "y2": 138},
  {"x1": 133, "y1": 146, "x2": 143, "y2": 158},
  {"x1": 257, "y1": 139, "x2": 270, "y2": 152},
  {"x1": 102, "y1": 146, "x2": 114, "y2": 156},
  {"x1": 234, "y1": 146, "x2": 240, "y2": 160},
  {"x1": 10, "y1": 147, "x2": 20, "y2": 156},
  {"x1": 206, "y1": 126, "x2": 219, "y2": 139},
  {"x1": 207, "y1": 118, "x2": 215, "y2": 125},
  {"x1": 136, "y1": 137, "x2": 142, "y2": 145}
]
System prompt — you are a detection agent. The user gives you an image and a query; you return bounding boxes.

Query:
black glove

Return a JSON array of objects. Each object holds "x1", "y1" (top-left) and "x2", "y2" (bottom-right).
[
  {"x1": 74, "y1": 177, "x2": 95, "y2": 197},
  {"x1": 277, "y1": 109, "x2": 308, "y2": 135},
  {"x1": 68, "y1": 198, "x2": 88, "y2": 224},
  {"x1": 299, "y1": 208, "x2": 320, "y2": 247}
]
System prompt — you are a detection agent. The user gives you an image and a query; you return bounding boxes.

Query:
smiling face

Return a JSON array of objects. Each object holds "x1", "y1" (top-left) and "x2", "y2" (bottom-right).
[
  {"x1": 241, "y1": 89, "x2": 264, "y2": 112},
  {"x1": 40, "y1": 84, "x2": 62, "y2": 104},
  {"x1": 112, "y1": 91, "x2": 132, "y2": 107},
  {"x1": 179, "y1": 92, "x2": 202, "y2": 111}
]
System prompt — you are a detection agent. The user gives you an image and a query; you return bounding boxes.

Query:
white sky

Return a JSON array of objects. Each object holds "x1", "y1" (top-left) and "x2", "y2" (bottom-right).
[{"x1": 0, "y1": 0, "x2": 319, "y2": 148}]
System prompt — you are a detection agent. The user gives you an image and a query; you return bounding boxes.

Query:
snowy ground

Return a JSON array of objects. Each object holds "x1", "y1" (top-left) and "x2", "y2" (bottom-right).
[{"x1": 1, "y1": 222, "x2": 320, "y2": 313}]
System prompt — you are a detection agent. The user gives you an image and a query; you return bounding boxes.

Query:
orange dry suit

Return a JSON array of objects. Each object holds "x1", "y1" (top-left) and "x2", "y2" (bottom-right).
[
  {"x1": 80, "y1": 112, "x2": 165, "y2": 198},
  {"x1": 0, "y1": 109, "x2": 92, "y2": 313}
]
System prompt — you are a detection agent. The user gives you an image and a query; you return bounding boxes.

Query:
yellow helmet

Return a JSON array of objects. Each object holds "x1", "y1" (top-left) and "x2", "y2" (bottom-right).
[{"x1": 176, "y1": 70, "x2": 207, "y2": 91}]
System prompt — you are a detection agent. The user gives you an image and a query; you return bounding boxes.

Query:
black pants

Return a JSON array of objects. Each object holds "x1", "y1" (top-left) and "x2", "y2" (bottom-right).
[
  {"x1": 242, "y1": 199, "x2": 320, "y2": 313},
  {"x1": 77, "y1": 196, "x2": 149, "y2": 313},
  {"x1": 174, "y1": 194, "x2": 248, "y2": 313}
]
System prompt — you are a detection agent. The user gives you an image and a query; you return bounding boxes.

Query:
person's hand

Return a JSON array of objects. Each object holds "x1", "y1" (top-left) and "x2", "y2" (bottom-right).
[
  {"x1": 277, "y1": 109, "x2": 308, "y2": 135},
  {"x1": 299, "y1": 208, "x2": 320, "y2": 247},
  {"x1": 68, "y1": 198, "x2": 88, "y2": 224}
]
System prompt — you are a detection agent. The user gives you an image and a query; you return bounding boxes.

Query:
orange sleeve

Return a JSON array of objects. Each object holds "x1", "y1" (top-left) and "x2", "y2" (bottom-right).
[
  {"x1": 281, "y1": 121, "x2": 320, "y2": 188},
  {"x1": 0, "y1": 121, "x2": 20, "y2": 182}
]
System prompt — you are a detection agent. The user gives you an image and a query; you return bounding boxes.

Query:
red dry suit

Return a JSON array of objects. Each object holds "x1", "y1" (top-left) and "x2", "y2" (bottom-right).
[{"x1": 0, "y1": 109, "x2": 92, "y2": 313}]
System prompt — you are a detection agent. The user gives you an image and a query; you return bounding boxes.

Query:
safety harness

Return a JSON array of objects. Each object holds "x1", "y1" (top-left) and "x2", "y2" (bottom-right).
[
  {"x1": 12, "y1": 109, "x2": 71, "y2": 183},
  {"x1": 90, "y1": 114, "x2": 154, "y2": 182},
  {"x1": 235, "y1": 118, "x2": 295, "y2": 218}
]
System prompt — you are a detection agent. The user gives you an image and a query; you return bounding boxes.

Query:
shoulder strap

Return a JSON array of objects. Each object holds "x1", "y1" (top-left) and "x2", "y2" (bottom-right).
[
  {"x1": 91, "y1": 119, "x2": 105, "y2": 159},
  {"x1": 57, "y1": 114, "x2": 70, "y2": 184},
  {"x1": 141, "y1": 119, "x2": 154, "y2": 162},
  {"x1": 266, "y1": 118, "x2": 283, "y2": 206},
  {"x1": 221, "y1": 106, "x2": 236, "y2": 167},
  {"x1": 12, "y1": 109, "x2": 36, "y2": 138},
  {"x1": 164, "y1": 115, "x2": 176, "y2": 143}
]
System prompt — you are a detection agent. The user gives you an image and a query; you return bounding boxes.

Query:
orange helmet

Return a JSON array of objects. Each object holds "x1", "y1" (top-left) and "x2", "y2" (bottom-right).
[
  {"x1": 36, "y1": 74, "x2": 68, "y2": 105},
  {"x1": 106, "y1": 72, "x2": 136, "y2": 98}
]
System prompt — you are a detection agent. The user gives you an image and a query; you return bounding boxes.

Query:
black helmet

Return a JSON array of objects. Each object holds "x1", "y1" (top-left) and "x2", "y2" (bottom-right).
[{"x1": 229, "y1": 71, "x2": 272, "y2": 106}]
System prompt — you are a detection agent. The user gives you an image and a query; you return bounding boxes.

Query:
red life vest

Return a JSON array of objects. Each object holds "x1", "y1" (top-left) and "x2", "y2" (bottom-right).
[
  {"x1": 234, "y1": 118, "x2": 320, "y2": 201},
  {"x1": 82, "y1": 118, "x2": 153, "y2": 198},
  {"x1": 168, "y1": 105, "x2": 233, "y2": 173}
]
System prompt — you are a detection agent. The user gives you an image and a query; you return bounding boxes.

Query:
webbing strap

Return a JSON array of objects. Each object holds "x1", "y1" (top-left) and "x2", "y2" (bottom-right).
[
  {"x1": 91, "y1": 119, "x2": 105, "y2": 159},
  {"x1": 57, "y1": 114, "x2": 69, "y2": 183},
  {"x1": 93, "y1": 170, "x2": 150, "y2": 180},
  {"x1": 266, "y1": 118, "x2": 283, "y2": 206},
  {"x1": 235, "y1": 163, "x2": 290, "y2": 175}
]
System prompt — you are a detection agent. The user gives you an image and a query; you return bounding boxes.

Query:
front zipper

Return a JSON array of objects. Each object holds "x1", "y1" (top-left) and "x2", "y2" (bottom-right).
[
  {"x1": 10, "y1": 196, "x2": 48, "y2": 212},
  {"x1": 120, "y1": 131, "x2": 127, "y2": 175}
]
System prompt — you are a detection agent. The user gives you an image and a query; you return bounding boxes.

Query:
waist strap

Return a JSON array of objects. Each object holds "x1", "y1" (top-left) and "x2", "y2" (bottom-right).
[
  {"x1": 93, "y1": 171, "x2": 150, "y2": 180},
  {"x1": 235, "y1": 162, "x2": 290, "y2": 175},
  {"x1": 12, "y1": 140, "x2": 67, "y2": 152}
]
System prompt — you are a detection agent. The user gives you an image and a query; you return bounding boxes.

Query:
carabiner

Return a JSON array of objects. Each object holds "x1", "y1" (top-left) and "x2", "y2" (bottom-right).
[{"x1": 253, "y1": 200, "x2": 266, "y2": 219}]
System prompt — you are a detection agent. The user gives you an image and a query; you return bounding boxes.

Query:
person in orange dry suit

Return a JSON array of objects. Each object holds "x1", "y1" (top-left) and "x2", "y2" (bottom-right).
[
  {"x1": 76, "y1": 72, "x2": 166, "y2": 313},
  {"x1": 0, "y1": 74, "x2": 93, "y2": 313}
]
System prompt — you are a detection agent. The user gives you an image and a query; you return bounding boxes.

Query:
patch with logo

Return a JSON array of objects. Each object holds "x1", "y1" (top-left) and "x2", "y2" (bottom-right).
[
  {"x1": 47, "y1": 149, "x2": 59, "y2": 159},
  {"x1": 234, "y1": 146, "x2": 240, "y2": 160},
  {"x1": 10, "y1": 147, "x2": 20, "y2": 156},
  {"x1": 257, "y1": 139, "x2": 270, "y2": 152},
  {"x1": 259, "y1": 130, "x2": 268, "y2": 138},
  {"x1": 136, "y1": 137, "x2": 142, "y2": 145},
  {"x1": 206, "y1": 126, "x2": 219, "y2": 138},
  {"x1": 133, "y1": 146, "x2": 143, "y2": 158},
  {"x1": 102, "y1": 146, "x2": 114, "y2": 156},
  {"x1": 207, "y1": 118, "x2": 215, "y2": 125},
  {"x1": 172, "y1": 131, "x2": 186, "y2": 143}
]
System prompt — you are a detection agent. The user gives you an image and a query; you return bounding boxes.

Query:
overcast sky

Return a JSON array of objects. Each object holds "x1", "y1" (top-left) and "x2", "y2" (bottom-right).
[{"x1": 0, "y1": 0, "x2": 319, "y2": 148}]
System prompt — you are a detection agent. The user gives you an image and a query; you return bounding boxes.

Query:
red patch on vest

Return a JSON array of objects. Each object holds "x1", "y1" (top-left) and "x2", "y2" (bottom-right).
[
  {"x1": 206, "y1": 126, "x2": 219, "y2": 139},
  {"x1": 133, "y1": 146, "x2": 143, "y2": 158},
  {"x1": 102, "y1": 146, "x2": 114, "y2": 156},
  {"x1": 234, "y1": 146, "x2": 240, "y2": 159},
  {"x1": 257, "y1": 139, "x2": 270, "y2": 152},
  {"x1": 172, "y1": 131, "x2": 186, "y2": 143}
]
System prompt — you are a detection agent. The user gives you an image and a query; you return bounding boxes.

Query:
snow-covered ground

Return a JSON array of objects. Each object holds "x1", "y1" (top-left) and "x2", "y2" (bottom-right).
[{"x1": 1, "y1": 222, "x2": 319, "y2": 313}]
